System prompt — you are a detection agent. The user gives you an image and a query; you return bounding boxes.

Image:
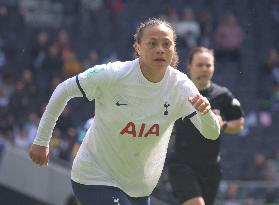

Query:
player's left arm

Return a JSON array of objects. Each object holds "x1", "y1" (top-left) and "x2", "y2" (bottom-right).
[{"x1": 188, "y1": 94, "x2": 220, "y2": 140}]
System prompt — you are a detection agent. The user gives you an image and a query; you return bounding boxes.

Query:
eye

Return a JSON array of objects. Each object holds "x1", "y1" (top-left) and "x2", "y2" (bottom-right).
[
  {"x1": 163, "y1": 41, "x2": 172, "y2": 48},
  {"x1": 149, "y1": 41, "x2": 157, "y2": 47}
]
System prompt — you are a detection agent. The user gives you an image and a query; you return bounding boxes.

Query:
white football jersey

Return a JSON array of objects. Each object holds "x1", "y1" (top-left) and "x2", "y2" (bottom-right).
[{"x1": 71, "y1": 58, "x2": 199, "y2": 197}]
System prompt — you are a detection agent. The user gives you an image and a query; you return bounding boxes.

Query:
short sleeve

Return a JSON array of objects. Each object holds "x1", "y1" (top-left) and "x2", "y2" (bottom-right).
[{"x1": 222, "y1": 90, "x2": 244, "y2": 120}]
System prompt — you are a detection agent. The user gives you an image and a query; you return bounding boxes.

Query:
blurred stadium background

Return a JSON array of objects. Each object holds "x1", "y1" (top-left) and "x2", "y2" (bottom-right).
[{"x1": 0, "y1": 0, "x2": 279, "y2": 204}]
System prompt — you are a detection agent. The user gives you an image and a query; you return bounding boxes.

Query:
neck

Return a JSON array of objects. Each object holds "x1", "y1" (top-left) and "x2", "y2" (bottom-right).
[
  {"x1": 139, "y1": 60, "x2": 166, "y2": 83},
  {"x1": 194, "y1": 80, "x2": 211, "y2": 90}
]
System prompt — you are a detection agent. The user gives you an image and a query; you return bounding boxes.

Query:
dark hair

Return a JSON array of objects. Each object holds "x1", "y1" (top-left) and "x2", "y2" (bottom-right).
[
  {"x1": 133, "y1": 18, "x2": 179, "y2": 68},
  {"x1": 188, "y1": 47, "x2": 214, "y2": 65},
  {"x1": 134, "y1": 18, "x2": 176, "y2": 43}
]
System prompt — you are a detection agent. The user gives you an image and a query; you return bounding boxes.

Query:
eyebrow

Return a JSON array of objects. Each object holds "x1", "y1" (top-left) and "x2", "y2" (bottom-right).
[
  {"x1": 150, "y1": 36, "x2": 170, "y2": 40},
  {"x1": 148, "y1": 37, "x2": 172, "y2": 41}
]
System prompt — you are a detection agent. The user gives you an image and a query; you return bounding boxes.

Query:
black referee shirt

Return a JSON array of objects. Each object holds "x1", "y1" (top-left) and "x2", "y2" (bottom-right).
[{"x1": 169, "y1": 83, "x2": 244, "y2": 164}]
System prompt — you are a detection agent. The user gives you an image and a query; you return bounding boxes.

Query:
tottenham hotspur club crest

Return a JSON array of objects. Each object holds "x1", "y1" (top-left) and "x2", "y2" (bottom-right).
[
  {"x1": 112, "y1": 197, "x2": 121, "y2": 205},
  {"x1": 164, "y1": 102, "x2": 170, "y2": 115}
]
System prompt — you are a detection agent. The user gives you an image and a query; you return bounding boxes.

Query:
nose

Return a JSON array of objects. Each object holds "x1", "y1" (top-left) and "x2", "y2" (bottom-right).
[{"x1": 156, "y1": 45, "x2": 164, "y2": 54}]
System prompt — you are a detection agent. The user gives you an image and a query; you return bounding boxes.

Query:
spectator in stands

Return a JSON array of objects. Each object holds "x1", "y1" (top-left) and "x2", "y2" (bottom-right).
[
  {"x1": 40, "y1": 43, "x2": 63, "y2": 100},
  {"x1": 160, "y1": 5, "x2": 179, "y2": 26},
  {"x1": 47, "y1": 75, "x2": 63, "y2": 97},
  {"x1": 265, "y1": 189, "x2": 279, "y2": 205},
  {"x1": 257, "y1": 47, "x2": 279, "y2": 113},
  {"x1": 0, "y1": 110, "x2": 14, "y2": 141},
  {"x1": 29, "y1": 18, "x2": 220, "y2": 205},
  {"x1": 42, "y1": 43, "x2": 62, "y2": 76},
  {"x1": 49, "y1": 128, "x2": 63, "y2": 158},
  {"x1": 167, "y1": 47, "x2": 244, "y2": 205},
  {"x1": 0, "y1": 37, "x2": 7, "y2": 71},
  {"x1": 107, "y1": 0, "x2": 125, "y2": 14},
  {"x1": 49, "y1": 126, "x2": 74, "y2": 161},
  {"x1": 197, "y1": 9, "x2": 214, "y2": 48},
  {"x1": 81, "y1": 0, "x2": 103, "y2": 12},
  {"x1": 174, "y1": 7, "x2": 200, "y2": 49},
  {"x1": 0, "y1": 4, "x2": 9, "y2": 36},
  {"x1": 82, "y1": 49, "x2": 100, "y2": 70},
  {"x1": 71, "y1": 117, "x2": 94, "y2": 161},
  {"x1": 13, "y1": 125, "x2": 32, "y2": 149},
  {"x1": 262, "y1": 159, "x2": 278, "y2": 181},
  {"x1": 31, "y1": 31, "x2": 49, "y2": 71},
  {"x1": 31, "y1": 31, "x2": 50, "y2": 97},
  {"x1": 0, "y1": 72, "x2": 14, "y2": 100},
  {"x1": 14, "y1": 114, "x2": 38, "y2": 149},
  {"x1": 214, "y1": 13, "x2": 245, "y2": 63},
  {"x1": 245, "y1": 153, "x2": 266, "y2": 180},
  {"x1": 56, "y1": 106, "x2": 75, "y2": 136},
  {"x1": 62, "y1": 49, "x2": 83, "y2": 78},
  {"x1": 223, "y1": 182, "x2": 241, "y2": 205},
  {"x1": 25, "y1": 112, "x2": 40, "y2": 141},
  {"x1": 0, "y1": 74, "x2": 14, "y2": 137},
  {"x1": 0, "y1": 86, "x2": 9, "y2": 108},
  {"x1": 21, "y1": 69, "x2": 39, "y2": 106},
  {"x1": 56, "y1": 29, "x2": 72, "y2": 60},
  {"x1": 8, "y1": 80, "x2": 31, "y2": 125}
]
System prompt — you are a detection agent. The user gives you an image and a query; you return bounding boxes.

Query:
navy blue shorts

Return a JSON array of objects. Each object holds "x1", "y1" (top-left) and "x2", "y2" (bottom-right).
[{"x1": 71, "y1": 180, "x2": 150, "y2": 205}]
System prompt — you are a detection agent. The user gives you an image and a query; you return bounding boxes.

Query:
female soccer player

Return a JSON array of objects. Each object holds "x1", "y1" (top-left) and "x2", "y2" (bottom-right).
[
  {"x1": 29, "y1": 19, "x2": 220, "y2": 205},
  {"x1": 167, "y1": 47, "x2": 244, "y2": 205}
]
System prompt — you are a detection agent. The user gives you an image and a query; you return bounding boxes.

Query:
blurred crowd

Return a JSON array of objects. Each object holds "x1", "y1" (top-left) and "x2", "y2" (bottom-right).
[{"x1": 0, "y1": 0, "x2": 279, "y2": 204}]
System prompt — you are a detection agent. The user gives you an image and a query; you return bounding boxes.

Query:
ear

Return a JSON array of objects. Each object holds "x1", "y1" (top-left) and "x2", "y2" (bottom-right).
[{"x1": 133, "y1": 43, "x2": 140, "y2": 56}]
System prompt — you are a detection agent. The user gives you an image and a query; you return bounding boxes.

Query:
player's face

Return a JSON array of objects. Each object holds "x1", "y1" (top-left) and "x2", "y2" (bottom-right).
[
  {"x1": 188, "y1": 52, "x2": 214, "y2": 86},
  {"x1": 135, "y1": 24, "x2": 175, "y2": 71}
]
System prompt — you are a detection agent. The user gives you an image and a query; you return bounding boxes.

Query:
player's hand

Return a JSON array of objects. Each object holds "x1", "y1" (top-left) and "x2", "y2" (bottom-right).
[
  {"x1": 29, "y1": 144, "x2": 49, "y2": 166},
  {"x1": 188, "y1": 94, "x2": 211, "y2": 114}
]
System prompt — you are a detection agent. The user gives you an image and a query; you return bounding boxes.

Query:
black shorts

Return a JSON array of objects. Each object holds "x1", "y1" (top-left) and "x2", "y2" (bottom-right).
[{"x1": 167, "y1": 162, "x2": 221, "y2": 205}]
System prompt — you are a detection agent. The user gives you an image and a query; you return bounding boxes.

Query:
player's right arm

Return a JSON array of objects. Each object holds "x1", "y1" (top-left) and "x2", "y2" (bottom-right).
[
  {"x1": 29, "y1": 63, "x2": 116, "y2": 166},
  {"x1": 29, "y1": 76, "x2": 82, "y2": 166}
]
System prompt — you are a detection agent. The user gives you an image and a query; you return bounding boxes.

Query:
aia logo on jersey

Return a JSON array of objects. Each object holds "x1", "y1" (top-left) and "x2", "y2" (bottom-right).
[{"x1": 120, "y1": 122, "x2": 159, "y2": 137}]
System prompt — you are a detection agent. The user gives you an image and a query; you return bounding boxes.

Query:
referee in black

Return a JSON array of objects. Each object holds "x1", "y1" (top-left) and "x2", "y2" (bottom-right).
[{"x1": 167, "y1": 47, "x2": 244, "y2": 205}]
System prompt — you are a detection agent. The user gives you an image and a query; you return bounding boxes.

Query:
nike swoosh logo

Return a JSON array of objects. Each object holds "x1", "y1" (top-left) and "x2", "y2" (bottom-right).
[{"x1": 116, "y1": 101, "x2": 128, "y2": 106}]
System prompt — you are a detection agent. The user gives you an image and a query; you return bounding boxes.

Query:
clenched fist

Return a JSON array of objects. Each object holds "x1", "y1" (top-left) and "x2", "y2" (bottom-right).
[{"x1": 188, "y1": 94, "x2": 211, "y2": 114}]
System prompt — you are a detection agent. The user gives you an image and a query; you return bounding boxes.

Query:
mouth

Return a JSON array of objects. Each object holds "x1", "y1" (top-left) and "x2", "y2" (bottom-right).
[
  {"x1": 154, "y1": 58, "x2": 166, "y2": 62},
  {"x1": 197, "y1": 75, "x2": 209, "y2": 80}
]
